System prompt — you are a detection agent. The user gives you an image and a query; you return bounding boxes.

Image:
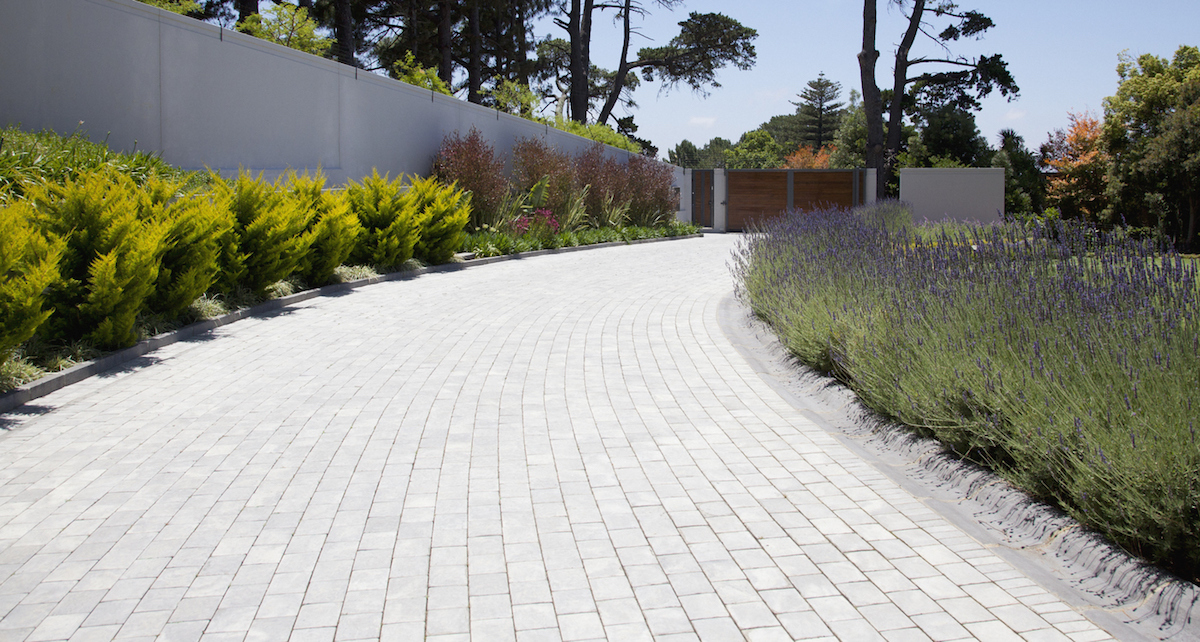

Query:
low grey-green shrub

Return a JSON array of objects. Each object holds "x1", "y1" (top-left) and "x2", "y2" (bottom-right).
[{"x1": 734, "y1": 204, "x2": 1200, "y2": 581}]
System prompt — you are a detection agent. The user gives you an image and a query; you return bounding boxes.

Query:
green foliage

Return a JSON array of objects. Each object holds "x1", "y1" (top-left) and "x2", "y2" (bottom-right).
[
  {"x1": 213, "y1": 172, "x2": 314, "y2": 296},
  {"x1": 792, "y1": 72, "x2": 845, "y2": 150},
  {"x1": 1103, "y1": 45, "x2": 1200, "y2": 248},
  {"x1": 485, "y1": 80, "x2": 541, "y2": 118},
  {"x1": 0, "y1": 352, "x2": 44, "y2": 393},
  {"x1": 736, "y1": 208, "x2": 1200, "y2": 580},
  {"x1": 668, "y1": 137, "x2": 732, "y2": 169},
  {"x1": 636, "y1": 12, "x2": 757, "y2": 95},
  {"x1": 408, "y1": 176, "x2": 471, "y2": 264},
  {"x1": 346, "y1": 171, "x2": 424, "y2": 269},
  {"x1": 142, "y1": 178, "x2": 234, "y2": 318},
  {"x1": 991, "y1": 129, "x2": 1045, "y2": 217},
  {"x1": 559, "y1": 186, "x2": 590, "y2": 232},
  {"x1": 594, "y1": 192, "x2": 631, "y2": 228},
  {"x1": 391, "y1": 51, "x2": 453, "y2": 95},
  {"x1": 462, "y1": 221, "x2": 699, "y2": 257},
  {"x1": 724, "y1": 129, "x2": 782, "y2": 169},
  {"x1": 0, "y1": 202, "x2": 64, "y2": 358},
  {"x1": 136, "y1": 0, "x2": 200, "y2": 15},
  {"x1": 0, "y1": 126, "x2": 207, "y2": 203},
  {"x1": 237, "y1": 3, "x2": 332, "y2": 57},
  {"x1": 28, "y1": 170, "x2": 168, "y2": 349},
  {"x1": 288, "y1": 173, "x2": 364, "y2": 286},
  {"x1": 551, "y1": 118, "x2": 642, "y2": 153},
  {"x1": 912, "y1": 104, "x2": 992, "y2": 168},
  {"x1": 828, "y1": 91, "x2": 867, "y2": 169}
]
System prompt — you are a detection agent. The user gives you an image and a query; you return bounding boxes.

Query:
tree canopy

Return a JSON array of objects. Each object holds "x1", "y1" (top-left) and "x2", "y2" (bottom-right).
[
  {"x1": 1102, "y1": 46, "x2": 1200, "y2": 246},
  {"x1": 724, "y1": 130, "x2": 782, "y2": 169},
  {"x1": 792, "y1": 73, "x2": 844, "y2": 151},
  {"x1": 668, "y1": 137, "x2": 732, "y2": 168},
  {"x1": 857, "y1": 0, "x2": 1018, "y2": 197},
  {"x1": 1041, "y1": 112, "x2": 1110, "y2": 223},
  {"x1": 236, "y1": 3, "x2": 332, "y2": 57},
  {"x1": 138, "y1": 0, "x2": 760, "y2": 156},
  {"x1": 595, "y1": 8, "x2": 757, "y2": 125}
]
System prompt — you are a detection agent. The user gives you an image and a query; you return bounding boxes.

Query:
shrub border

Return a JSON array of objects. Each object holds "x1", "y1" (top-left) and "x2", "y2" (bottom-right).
[
  {"x1": 718, "y1": 292, "x2": 1197, "y2": 640},
  {"x1": 0, "y1": 233, "x2": 701, "y2": 415}
]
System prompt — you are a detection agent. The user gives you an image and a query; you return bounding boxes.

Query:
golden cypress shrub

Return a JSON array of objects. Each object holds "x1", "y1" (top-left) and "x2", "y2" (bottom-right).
[
  {"x1": 0, "y1": 202, "x2": 64, "y2": 356},
  {"x1": 289, "y1": 172, "x2": 363, "y2": 286},
  {"x1": 408, "y1": 175, "x2": 470, "y2": 265},
  {"x1": 211, "y1": 172, "x2": 314, "y2": 296},
  {"x1": 140, "y1": 177, "x2": 235, "y2": 318},
  {"x1": 345, "y1": 171, "x2": 425, "y2": 269},
  {"x1": 29, "y1": 169, "x2": 168, "y2": 349}
]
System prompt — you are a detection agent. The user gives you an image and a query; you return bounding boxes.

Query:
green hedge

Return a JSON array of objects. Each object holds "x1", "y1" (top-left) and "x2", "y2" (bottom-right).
[{"x1": 0, "y1": 143, "x2": 474, "y2": 369}]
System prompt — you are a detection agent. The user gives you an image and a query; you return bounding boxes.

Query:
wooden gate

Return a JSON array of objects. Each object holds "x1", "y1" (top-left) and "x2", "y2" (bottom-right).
[
  {"x1": 726, "y1": 169, "x2": 867, "y2": 231},
  {"x1": 691, "y1": 170, "x2": 714, "y2": 227}
]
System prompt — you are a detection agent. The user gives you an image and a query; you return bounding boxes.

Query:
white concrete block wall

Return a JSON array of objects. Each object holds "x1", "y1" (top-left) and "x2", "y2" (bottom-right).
[
  {"x1": 0, "y1": 0, "x2": 648, "y2": 187},
  {"x1": 899, "y1": 167, "x2": 1005, "y2": 224}
]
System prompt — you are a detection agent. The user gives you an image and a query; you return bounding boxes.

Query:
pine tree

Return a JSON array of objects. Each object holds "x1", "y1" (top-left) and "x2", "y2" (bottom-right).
[{"x1": 792, "y1": 73, "x2": 844, "y2": 150}]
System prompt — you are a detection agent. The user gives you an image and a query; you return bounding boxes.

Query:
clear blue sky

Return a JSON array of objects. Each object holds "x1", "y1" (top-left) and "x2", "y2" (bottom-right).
[{"x1": 528, "y1": 1, "x2": 1200, "y2": 158}]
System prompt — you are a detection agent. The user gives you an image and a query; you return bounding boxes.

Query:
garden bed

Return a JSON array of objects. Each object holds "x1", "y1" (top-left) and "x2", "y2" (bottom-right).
[{"x1": 733, "y1": 201, "x2": 1200, "y2": 583}]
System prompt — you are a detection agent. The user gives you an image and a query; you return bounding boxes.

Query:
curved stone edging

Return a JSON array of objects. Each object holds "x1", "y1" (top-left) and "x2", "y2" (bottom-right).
[
  {"x1": 0, "y1": 233, "x2": 703, "y2": 415},
  {"x1": 717, "y1": 292, "x2": 1198, "y2": 642}
]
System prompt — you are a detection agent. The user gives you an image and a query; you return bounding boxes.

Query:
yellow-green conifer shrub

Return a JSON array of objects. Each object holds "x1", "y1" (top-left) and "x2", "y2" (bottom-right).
[
  {"x1": 407, "y1": 175, "x2": 471, "y2": 265},
  {"x1": 212, "y1": 172, "x2": 314, "y2": 296},
  {"x1": 345, "y1": 171, "x2": 426, "y2": 269},
  {"x1": 139, "y1": 177, "x2": 235, "y2": 318},
  {"x1": 288, "y1": 172, "x2": 363, "y2": 286},
  {"x1": 28, "y1": 170, "x2": 168, "y2": 349},
  {"x1": 0, "y1": 202, "x2": 64, "y2": 357}
]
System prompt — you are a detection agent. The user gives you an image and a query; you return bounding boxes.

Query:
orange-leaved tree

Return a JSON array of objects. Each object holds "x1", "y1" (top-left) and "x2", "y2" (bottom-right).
[
  {"x1": 784, "y1": 145, "x2": 835, "y2": 169},
  {"x1": 1040, "y1": 112, "x2": 1110, "y2": 222}
]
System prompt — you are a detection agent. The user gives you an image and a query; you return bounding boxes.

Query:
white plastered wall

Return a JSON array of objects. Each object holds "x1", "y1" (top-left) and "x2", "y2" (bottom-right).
[
  {"x1": 899, "y1": 167, "x2": 1005, "y2": 224},
  {"x1": 0, "y1": 0, "x2": 650, "y2": 187}
]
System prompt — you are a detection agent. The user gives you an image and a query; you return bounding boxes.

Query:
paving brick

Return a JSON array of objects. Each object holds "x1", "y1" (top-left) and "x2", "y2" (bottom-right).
[{"x1": 0, "y1": 237, "x2": 1116, "y2": 642}]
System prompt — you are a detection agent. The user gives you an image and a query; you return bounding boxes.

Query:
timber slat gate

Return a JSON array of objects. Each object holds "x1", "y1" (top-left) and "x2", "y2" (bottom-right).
[
  {"x1": 713, "y1": 168, "x2": 868, "y2": 231},
  {"x1": 691, "y1": 170, "x2": 715, "y2": 228}
]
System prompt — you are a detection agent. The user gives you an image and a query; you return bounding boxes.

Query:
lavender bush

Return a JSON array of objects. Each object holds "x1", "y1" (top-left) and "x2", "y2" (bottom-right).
[{"x1": 733, "y1": 202, "x2": 1200, "y2": 580}]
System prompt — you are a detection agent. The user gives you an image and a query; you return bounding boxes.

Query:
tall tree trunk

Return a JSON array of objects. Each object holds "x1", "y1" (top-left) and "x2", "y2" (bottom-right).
[
  {"x1": 235, "y1": 0, "x2": 257, "y2": 22},
  {"x1": 884, "y1": 0, "x2": 925, "y2": 192},
  {"x1": 438, "y1": 0, "x2": 454, "y2": 85},
  {"x1": 468, "y1": 0, "x2": 483, "y2": 103},
  {"x1": 596, "y1": 0, "x2": 633, "y2": 126},
  {"x1": 858, "y1": 0, "x2": 885, "y2": 198},
  {"x1": 568, "y1": 0, "x2": 594, "y2": 123},
  {"x1": 1187, "y1": 191, "x2": 1198, "y2": 252},
  {"x1": 514, "y1": 1, "x2": 530, "y2": 86},
  {"x1": 334, "y1": 0, "x2": 354, "y2": 66}
]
